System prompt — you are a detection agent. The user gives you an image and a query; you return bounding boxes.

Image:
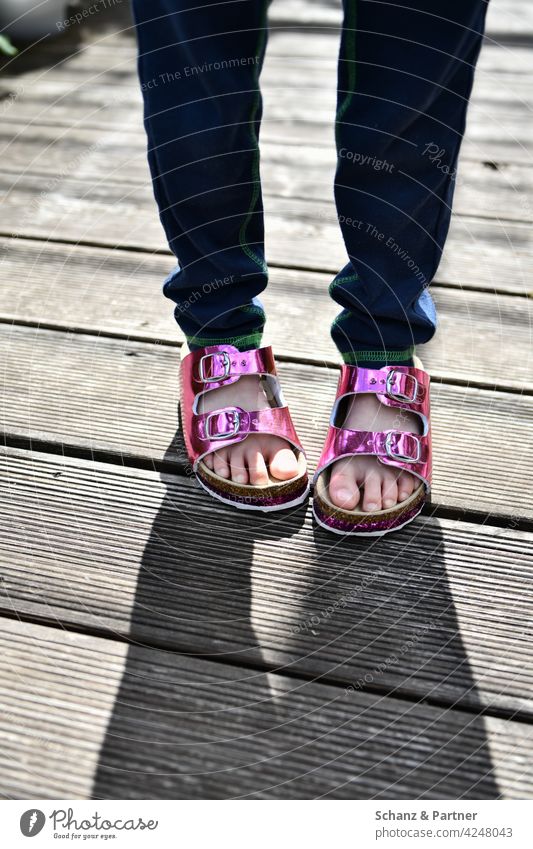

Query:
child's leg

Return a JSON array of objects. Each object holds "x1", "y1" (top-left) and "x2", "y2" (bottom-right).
[
  {"x1": 133, "y1": 0, "x2": 298, "y2": 485},
  {"x1": 132, "y1": 0, "x2": 269, "y2": 350},
  {"x1": 328, "y1": 0, "x2": 488, "y2": 511}
]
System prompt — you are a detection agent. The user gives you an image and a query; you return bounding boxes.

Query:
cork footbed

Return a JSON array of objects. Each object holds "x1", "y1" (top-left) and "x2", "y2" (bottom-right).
[{"x1": 314, "y1": 468, "x2": 425, "y2": 528}]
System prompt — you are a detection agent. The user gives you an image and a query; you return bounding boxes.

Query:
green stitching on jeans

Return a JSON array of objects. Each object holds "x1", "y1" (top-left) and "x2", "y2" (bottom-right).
[
  {"x1": 186, "y1": 330, "x2": 264, "y2": 350},
  {"x1": 239, "y1": 304, "x2": 266, "y2": 317},
  {"x1": 342, "y1": 347, "x2": 415, "y2": 364},
  {"x1": 331, "y1": 311, "x2": 350, "y2": 328},
  {"x1": 238, "y1": 3, "x2": 269, "y2": 273},
  {"x1": 329, "y1": 274, "x2": 358, "y2": 295}
]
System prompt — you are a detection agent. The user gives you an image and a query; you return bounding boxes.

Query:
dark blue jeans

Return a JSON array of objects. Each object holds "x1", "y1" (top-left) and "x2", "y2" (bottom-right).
[{"x1": 132, "y1": 0, "x2": 488, "y2": 362}]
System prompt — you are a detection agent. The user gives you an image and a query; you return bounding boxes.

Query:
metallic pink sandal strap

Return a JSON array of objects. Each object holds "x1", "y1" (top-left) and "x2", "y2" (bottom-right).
[
  {"x1": 191, "y1": 405, "x2": 303, "y2": 460},
  {"x1": 337, "y1": 364, "x2": 430, "y2": 418},
  {"x1": 187, "y1": 345, "x2": 276, "y2": 391},
  {"x1": 180, "y1": 344, "x2": 305, "y2": 470},
  {"x1": 314, "y1": 427, "x2": 431, "y2": 489}
]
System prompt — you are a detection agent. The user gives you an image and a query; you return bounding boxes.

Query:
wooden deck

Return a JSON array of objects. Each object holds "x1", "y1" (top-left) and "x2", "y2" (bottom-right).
[{"x1": 0, "y1": 0, "x2": 532, "y2": 799}]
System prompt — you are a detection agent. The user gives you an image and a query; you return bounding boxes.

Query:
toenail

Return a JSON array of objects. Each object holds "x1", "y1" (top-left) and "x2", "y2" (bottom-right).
[
  {"x1": 365, "y1": 502, "x2": 378, "y2": 512},
  {"x1": 383, "y1": 499, "x2": 395, "y2": 509},
  {"x1": 336, "y1": 488, "x2": 353, "y2": 505}
]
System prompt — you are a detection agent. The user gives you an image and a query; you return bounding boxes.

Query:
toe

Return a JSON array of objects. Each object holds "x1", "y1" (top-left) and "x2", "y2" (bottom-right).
[
  {"x1": 246, "y1": 445, "x2": 270, "y2": 486},
  {"x1": 230, "y1": 446, "x2": 248, "y2": 484},
  {"x1": 203, "y1": 453, "x2": 214, "y2": 471},
  {"x1": 268, "y1": 441, "x2": 299, "y2": 481},
  {"x1": 382, "y1": 469, "x2": 398, "y2": 509},
  {"x1": 398, "y1": 471, "x2": 415, "y2": 501},
  {"x1": 362, "y1": 469, "x2": 382, "y2": 513},
  {"x1": 328, "y1": 459, "x2": 360, "y2": 510},
  {"x1": 213, "y1": 450, "x2": 229, "y2": 479}
]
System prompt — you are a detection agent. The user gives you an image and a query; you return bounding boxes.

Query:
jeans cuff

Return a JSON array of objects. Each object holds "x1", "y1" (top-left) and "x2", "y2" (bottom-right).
[
  {"x1": 185, "y1": 330, "x2": 264, "y2": 352},
  {"x1": 341, "y1": 346, "x2": 415, "y2": 366}
]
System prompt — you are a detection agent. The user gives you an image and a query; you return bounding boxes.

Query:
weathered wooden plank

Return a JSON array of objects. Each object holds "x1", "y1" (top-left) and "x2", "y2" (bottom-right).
[
  {"x1": 1, "y1": 324, "x2": 532, "y2": 522},
  {"x1": 0, "y1": 117, "x2": 520, "y2": 189},
  {"x1": 1, "y1": 446, "x2": 532, "y2": 718},
  {"x1": 0, "y1": 238, "x2": 530, "y2": 386},
  {"x1": 275, "y1": 149, "x2": 533, "y2": 224},
  {"x1": 0, "y1": 173, "x2": 531, "y2": 299},
  {"x1": 1, "y1": 72, "x2": 531, "y2": 165},
  {"x1": 4, "y1": 51, "x2": 533, "y2": 108},
  {"x1": 2, "y1": 122, "x2": 533, "y2": 229},
  {"x1": 1, "y1": 618, "x2": 529, "y2": 799},
  {"x1": 3, "y1": 54, "x2": 532, "y2": 119}
]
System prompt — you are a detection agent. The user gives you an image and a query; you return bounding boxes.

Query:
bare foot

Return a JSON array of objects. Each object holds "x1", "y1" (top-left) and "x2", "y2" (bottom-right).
[
  {"x1": 199, "y1": 375, "x2": 299, "y2": 485},
  {"x1": 328, "y1": 393, "x2": 420, "y2": 512}
]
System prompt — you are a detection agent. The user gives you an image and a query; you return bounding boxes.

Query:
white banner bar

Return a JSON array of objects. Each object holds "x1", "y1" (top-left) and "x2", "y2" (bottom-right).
[{"x1": 2, "y1": 799, "x2": 532, "y2": 847}]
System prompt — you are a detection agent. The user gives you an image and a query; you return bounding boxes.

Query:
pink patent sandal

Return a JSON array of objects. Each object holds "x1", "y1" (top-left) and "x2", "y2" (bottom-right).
[
  {"x1": 180, "y1": 344, "x2": 309, "y2": 511},
  {"x1": 313, "y1": 360, "x2": 431, "y2": 536}
]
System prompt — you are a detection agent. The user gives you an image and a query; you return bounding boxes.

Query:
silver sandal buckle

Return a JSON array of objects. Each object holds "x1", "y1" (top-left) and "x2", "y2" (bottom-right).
[
  {"x1": 205, "y1": 409, "x2": 241, "y2": 440},
  {"x1": 386, "y1": 369, "x2": 419, "y2": 403},
  {"x1": 198, "y1": 352, "x2": 231, "y2": 383},
  {"x1": 385, "y1": 432, "x2": 421, "y2": 464}
]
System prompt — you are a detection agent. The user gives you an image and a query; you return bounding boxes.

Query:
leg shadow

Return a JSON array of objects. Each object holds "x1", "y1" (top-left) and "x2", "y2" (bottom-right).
[
  {"x1": 301, "y1": 518, "x2": 501, "y2": 798},
  {"x1": 91, "y1": 427, "x2": 309, "y2": 799}
]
